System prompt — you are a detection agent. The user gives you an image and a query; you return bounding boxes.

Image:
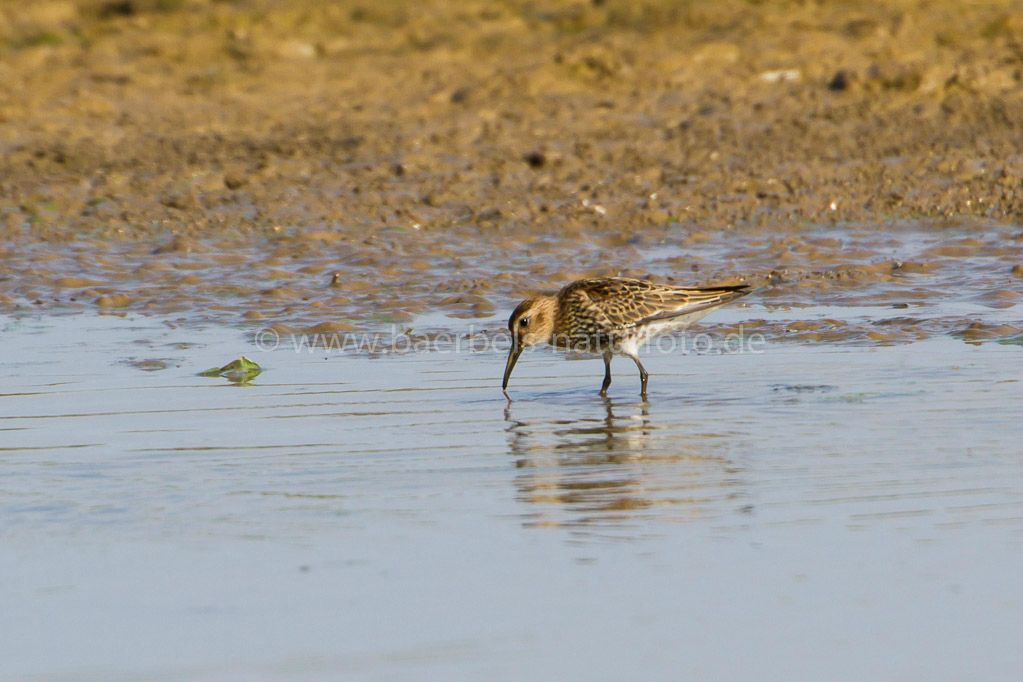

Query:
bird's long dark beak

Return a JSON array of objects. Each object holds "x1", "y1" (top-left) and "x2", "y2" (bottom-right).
[{"x1": 502, "y1": 344, "x2": 522, "y2": 391}]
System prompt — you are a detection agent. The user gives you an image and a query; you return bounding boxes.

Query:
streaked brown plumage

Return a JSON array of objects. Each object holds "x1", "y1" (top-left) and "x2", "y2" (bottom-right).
[{"x1": 503, "y1": 277, "x2": 751, "y2": 398}]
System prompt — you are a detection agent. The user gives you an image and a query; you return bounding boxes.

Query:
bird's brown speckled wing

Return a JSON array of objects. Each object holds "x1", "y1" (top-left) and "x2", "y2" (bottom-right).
[{"x1": 557, "y1": 277, "x2": 750, "y2": 339}]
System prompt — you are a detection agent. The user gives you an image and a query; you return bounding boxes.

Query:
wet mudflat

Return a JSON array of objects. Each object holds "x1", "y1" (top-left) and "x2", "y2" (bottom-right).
[
  {"x1": 2, "y1": 297, "x2": 1021, "y2": 680},
  {"x1": 3, "y1": 222, "x2": 1022, "y2": 343}
]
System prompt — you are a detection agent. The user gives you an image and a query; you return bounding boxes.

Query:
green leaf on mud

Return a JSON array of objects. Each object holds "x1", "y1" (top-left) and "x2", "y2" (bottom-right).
[
  {"x1": 996, "y1": 335, "x2": 1023, "y2": 347},
  {"x1": 199, "y1": 356, "x2": 262, "y2": 383}
]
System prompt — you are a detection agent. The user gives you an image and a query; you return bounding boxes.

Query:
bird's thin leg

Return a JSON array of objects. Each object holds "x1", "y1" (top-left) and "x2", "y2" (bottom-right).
[
  {"x1": 629, "y1": 353, "x2": 649, "y2": 398},
  {"x1": 599, "y1": 351, "x2": 613, "y2": 396}
]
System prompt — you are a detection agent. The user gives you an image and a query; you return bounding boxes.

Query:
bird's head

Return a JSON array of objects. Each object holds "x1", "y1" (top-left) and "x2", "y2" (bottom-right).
[{"x1": 502, "y1": 295, "x2": 556, "y2": 391}]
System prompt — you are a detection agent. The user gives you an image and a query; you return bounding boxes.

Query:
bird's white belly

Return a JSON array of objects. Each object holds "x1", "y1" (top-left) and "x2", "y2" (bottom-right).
[{"x1": 616, "y1": 309, "x2": 713, "y2": 356}]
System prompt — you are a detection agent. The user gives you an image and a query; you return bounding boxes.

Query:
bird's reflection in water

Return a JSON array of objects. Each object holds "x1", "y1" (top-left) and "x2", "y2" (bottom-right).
[{"x1": 504, "y1": 397, "x2": 745, "y2": 534}]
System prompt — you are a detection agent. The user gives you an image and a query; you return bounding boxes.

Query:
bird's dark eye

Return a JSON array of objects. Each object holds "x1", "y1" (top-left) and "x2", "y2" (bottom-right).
[{"x1": 519, "y1": 317, "x2": 529, "y2": 327}]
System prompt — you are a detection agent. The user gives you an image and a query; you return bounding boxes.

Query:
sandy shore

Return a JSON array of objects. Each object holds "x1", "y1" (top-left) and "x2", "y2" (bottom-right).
[{"x1": 3, "y1": 0, "x2": 1022, "y2": 241}]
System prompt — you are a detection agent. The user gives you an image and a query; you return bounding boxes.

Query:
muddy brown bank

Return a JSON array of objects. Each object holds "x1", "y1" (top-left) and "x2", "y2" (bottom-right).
[{"x1": 1, "y1": 0, "x2": 1022, "y2": 334}]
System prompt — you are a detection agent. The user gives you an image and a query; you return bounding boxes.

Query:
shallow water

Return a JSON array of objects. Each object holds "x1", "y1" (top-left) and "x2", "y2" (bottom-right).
[{"x1": 2, "y1": 304, "x2": 1021, "y2": 680}]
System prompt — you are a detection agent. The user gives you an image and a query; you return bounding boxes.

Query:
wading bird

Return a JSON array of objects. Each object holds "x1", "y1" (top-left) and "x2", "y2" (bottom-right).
[{"x1": 503, "y1": 277, "x2": 751, "y2": 398}]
